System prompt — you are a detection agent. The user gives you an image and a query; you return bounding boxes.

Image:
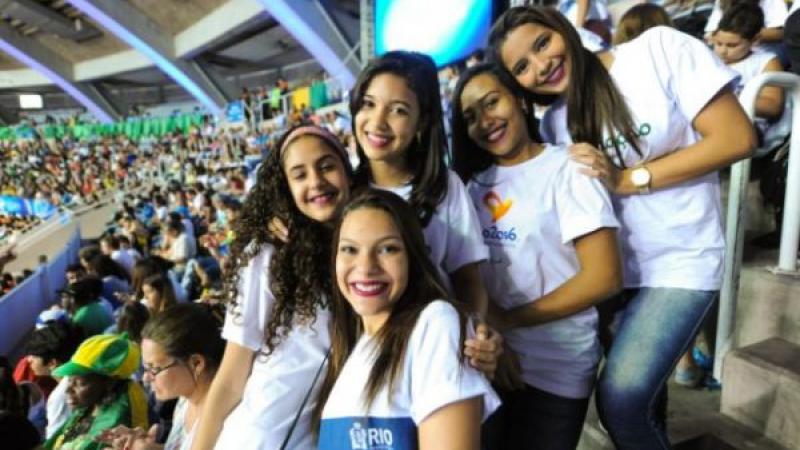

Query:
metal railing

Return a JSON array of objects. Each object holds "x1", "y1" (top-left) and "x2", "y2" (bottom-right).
[{"x1": 714, "y1": 71, "x2": 800, "y2": 380}]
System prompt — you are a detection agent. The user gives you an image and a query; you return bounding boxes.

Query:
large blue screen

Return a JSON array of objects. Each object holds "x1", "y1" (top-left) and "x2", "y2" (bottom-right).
[{"x1": 374, "y1": 0, "x2": 492, "y2": 67}]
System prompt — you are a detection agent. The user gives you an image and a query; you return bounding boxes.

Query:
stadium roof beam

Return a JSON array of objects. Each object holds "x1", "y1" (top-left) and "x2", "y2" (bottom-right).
[
  {"x1": 66, "y1": 0, "x2": 232, "y2": 117},
  {"x1": 0, "y1": 22, "x2": 119, "y2": 123},
  {"x1": 257, "y1": 0, "x2": 360, "y2": 90}
]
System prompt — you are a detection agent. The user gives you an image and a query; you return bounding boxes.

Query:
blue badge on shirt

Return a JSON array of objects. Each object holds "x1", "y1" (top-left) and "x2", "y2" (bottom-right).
[{"x1": 319, "y1": 416, "x2": 417, "y2": 450}]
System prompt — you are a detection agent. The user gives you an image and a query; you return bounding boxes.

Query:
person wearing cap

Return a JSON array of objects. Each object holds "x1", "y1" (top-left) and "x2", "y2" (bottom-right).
[
  {"x1": 61, "y1": 278, "x2": 113, "y2": 338},
  {"x1": 44, "y1": 334, "x2": 148, "y2": 450}
]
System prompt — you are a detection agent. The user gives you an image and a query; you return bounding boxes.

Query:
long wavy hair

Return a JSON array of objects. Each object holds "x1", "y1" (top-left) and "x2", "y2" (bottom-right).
[
  {"x1": 225, "y1": 125, "x2": 353, "y2": 356},
  {"x1": 451, "y1": 62, "x2": 540, "y2": 182},
  {"x1": 349, "y1": 51, "x2": 448, "y2": 227},
  {"x1": 312, "y1": 189, "x2": 467, "y2": 432},
  {"x1": 488, "y1": 6, "x2": 642, "y2": 167}
]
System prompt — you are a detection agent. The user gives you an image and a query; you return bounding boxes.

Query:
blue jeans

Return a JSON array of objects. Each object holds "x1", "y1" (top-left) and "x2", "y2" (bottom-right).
[{"x1": 596, "y1": 287, "x2": 717, "y2": 450}]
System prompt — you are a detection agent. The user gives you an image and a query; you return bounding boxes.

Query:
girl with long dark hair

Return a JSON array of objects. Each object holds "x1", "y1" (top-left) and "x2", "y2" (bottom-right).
[
  {"x1": 451, "y1": 63, "x2": 621, "y2": 449},
  {"x1": 488, "y1": 7, "x2": 755, "y2": 449},
  {"x1": 316, "y1": 189, "x2": 499, "y2": 449}
]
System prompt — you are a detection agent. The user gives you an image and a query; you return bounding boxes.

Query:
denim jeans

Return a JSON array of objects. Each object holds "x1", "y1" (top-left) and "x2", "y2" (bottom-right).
[
  {"x1": 482, "y1": 383, "x2": 590, "y2": 450},
  {"x1": 596, "y1": 287, "x2": 717, "y2": 449}
]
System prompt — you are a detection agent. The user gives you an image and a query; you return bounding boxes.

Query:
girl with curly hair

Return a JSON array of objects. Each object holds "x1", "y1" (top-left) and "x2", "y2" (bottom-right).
[{"x1": 191, "y1": 124, "x2": 352, "y2": 450}]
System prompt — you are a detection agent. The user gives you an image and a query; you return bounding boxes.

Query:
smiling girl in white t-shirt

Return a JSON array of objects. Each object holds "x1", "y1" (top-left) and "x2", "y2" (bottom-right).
[
  {"x1": 316, "y1": 189, "x2": 499, "y2": 450},
  {"x1": 451, "y1": 63, "x2": 621, "y2": 450},
  {"x1": 489, "y1": 7, "x2": 756, "y2": 450}
]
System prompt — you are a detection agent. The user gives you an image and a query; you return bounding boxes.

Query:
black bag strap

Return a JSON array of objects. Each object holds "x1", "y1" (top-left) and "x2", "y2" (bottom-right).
[{"x1": 279, "y1": 348, "x2": 331, "y2": 450}]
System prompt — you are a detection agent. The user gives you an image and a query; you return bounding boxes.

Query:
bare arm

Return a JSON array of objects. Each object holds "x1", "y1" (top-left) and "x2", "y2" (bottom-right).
[
  {"x1": 758, "y1": 27, "x2": 784, "y2": 44},
  {"x1": 450, "y1": 262, "x2": 488, "y2": 320},
  {"x1": 190, "y1": 341, "x2": 255, "y2": 450},
  {"x1": 418, "y1": 397, "x2": 483, "y2": 450},
  {"x1": 572, "y1": 89, "x2": 756, "y2": 196},
  {"x1": 499, "y1": 227, "x2": 621, "y2": 329},
  {"x1": 574, "y1": 0, "x2": 590, "y2": 29},
  {"x1": 755, "y1": 57, "x2": 785, "y2": 120}
]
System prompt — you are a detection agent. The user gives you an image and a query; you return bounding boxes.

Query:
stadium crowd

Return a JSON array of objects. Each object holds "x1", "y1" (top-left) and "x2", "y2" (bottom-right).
[{"x1": 1, "y1": 1, "x2": 798, "y2": 449}]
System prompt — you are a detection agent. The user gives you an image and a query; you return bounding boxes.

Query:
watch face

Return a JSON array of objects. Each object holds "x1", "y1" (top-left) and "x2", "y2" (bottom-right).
[{"x1": 632, "y1": 167, "x2": 651, "y2": 186}]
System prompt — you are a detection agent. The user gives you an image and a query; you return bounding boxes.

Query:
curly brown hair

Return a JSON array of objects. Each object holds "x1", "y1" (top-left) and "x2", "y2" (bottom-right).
[{"x1": 225, "y1": 125, "x2": 352, "y2": 356}]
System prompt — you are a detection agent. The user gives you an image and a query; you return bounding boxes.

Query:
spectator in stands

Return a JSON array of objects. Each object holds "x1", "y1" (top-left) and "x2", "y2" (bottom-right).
[
  {"x1": 705, "y1": 0, "x2": 788, "y2": 46},
  {"x1": 489, "y1": 7, "x2": 755, "y2": 449},
  {"x1": 44, "y1": 334, "x2": 148, "y2": 450},
  {"x1": 60, "y1": 277, "x2": 113, "y2": 337},
  {"x1": 100, "y1": 235, "x2": 136, "y2": 276},
  {"x1": 99, "y1": 304, "x2": 225, "y2": 450},
  {"x1": 159, "y1": 217, "x2": 195, "y2": 278},
  {"x1": 131, "y1": 257, "x2": 187, "y2": 305},
  {"x1": 613, "y1": 3, "x2": 674, "y2": 45},
  {"x1": 115, "y1": 301, "x2": 150, "y2": 345},
  {"x1": 713, "y1": 5, "x2": 785, "y2": 122},
  {"x1": 466, "y1": 48, "x2": 485, "y2": 68},
  {"x1": 141, "y1": 273, "x2": 178, "y2": 314},
  {"x1": 0, "y1": 246, "x2": 16, "y2": 275},
  {"x1": 25, "y1": 322, "x2": 84, "y2": 439},
  {"x1": 83, "y1": 253, "x2": 131, "y2": 309}
]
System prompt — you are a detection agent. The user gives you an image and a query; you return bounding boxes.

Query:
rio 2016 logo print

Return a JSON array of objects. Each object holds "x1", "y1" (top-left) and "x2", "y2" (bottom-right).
[{"x1": 483, "y1": 191, "x2": 512, "y2": 223}]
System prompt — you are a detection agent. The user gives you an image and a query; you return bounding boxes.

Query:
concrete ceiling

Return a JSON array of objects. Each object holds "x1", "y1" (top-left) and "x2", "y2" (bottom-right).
[{"x1": 0, "y1": 0, "x2": 361, "y2": 123}]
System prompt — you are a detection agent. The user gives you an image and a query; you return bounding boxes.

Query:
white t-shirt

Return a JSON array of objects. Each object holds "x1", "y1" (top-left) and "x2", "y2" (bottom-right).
[
  {"x1": 705, "y1": 0, "x2": 788, "y2": 34},
  {"x1": 376, "y1": 170, "x2": 489, "y2": 296},
  {"x1": 540, "y1": 26, "x2": 737, "y2": 291},
  {"x1": 467, "y1": 147, "x2": 618, "y2": 399},
  {"x1": 45, "y1": 377, "x2": 70, "y2": 439},
  {"x1": 319, "y1": 301, "x2": 499, "y2": 450},
  {"x1": 558, "y1": 0, "x2": 609, "y2": 23},
  {"x1": 218, "y1": 245, "x2": 331, "y2": 450},
  {"x1": 168, "y1": 232, "x2": 196, "y2": 264}
]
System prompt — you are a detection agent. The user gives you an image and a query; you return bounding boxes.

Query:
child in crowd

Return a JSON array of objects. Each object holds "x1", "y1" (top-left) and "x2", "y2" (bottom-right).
[
  {"x1": 25, "y1": 321, "x2": 85, "y2": 439},
  {"x1": 613, "y1": 3, "x2": 674, "y2": 45},
  {"x1": 316, "y1": 189, "x2": 499, "y2": 449},
  {"x1": 705, "y1": 0, "x2": 788, "y2": 46},
  {"x1": 712, "y1": 4, "x2": 785, "y2": 128}
]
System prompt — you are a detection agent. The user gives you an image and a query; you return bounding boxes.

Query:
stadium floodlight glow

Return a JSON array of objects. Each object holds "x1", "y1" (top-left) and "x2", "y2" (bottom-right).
[
  {"x1": 19, "y1": 94, "x2": 43, "y2": 109},
  {"x1": 257, "y1": 0, "x2": 356, "y2": 90},
  {"x1": 0, "y1": 38, "x2": 114, "y2": 123},
  {"x1": 375, "y1": 0, "x2": 492, "y2": 67},
  {"x1": 66, "y1": 0, "x2": 222, "y2": 117}
]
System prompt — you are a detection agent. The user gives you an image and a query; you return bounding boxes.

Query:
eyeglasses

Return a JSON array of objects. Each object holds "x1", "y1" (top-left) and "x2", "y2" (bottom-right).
[{"x1": 143, "y1": 359, "x2": 180, "y2": 378}]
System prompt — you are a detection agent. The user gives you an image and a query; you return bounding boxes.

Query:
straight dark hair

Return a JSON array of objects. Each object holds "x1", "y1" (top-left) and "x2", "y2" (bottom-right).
[
  {"x1": 349, "y1": 50, "x2": 448, "y2": 226},
  {"x1": 717, "y1": 4, "x2": 764, "y2": 40},
  {"x1": 312, "y1": 189, "x2": 467, "y2": 434},
  {"x1": 451, "y1": 62, "x2": 540, "y2": 182},
  {"x1": 488, "y1": 6, "x2": 642, "y2": 167},
  {"x1": 142, "y1": 303, "x2": 225, "y2": 373}
]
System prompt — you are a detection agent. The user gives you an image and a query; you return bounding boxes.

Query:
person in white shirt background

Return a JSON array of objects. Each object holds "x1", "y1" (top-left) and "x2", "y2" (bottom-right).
[
  {"x1": 488, "y1": 7, "x2": 755, "y2": 449},
  {"x1": 704, "y1": 0, "x2": 787, "y2": 47},
  {"x1": 316, "y1": 189, "x2": 500, "y2": 450}
]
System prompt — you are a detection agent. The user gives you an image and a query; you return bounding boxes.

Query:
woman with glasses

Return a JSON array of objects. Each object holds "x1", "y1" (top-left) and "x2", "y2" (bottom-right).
[{"x1": 99, "y1": 304, "x2": 225, "y2": 450}]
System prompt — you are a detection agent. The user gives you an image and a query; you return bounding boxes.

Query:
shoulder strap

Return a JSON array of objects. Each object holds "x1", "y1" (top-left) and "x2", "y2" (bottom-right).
[{"x1": 279, "y1": 348, "x2": 330, "y2": 450}]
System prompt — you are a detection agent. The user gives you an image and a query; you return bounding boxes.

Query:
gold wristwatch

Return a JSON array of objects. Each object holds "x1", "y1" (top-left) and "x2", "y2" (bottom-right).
[{"x1": 630, "y1": 163, "x2": 652, "y2": 194}]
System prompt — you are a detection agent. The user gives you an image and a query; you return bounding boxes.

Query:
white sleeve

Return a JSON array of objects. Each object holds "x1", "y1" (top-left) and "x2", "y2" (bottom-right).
[
  {"x1": 408, "y1": 301, "x2": 500, "y2": 424},
  {"x1": 222, "y1": 247, "x2": 272, "y2": 351},
  {"x1": 556, "y1": 161, "x2": 619, "y2": 244},
  {"x1": 763, "y1": 0, "x2": 789, "y2": 27},
  {"x1": 705, "y1": 1, "x2": 722, "y2": 33},
  {"x1": 651, "y1": 27, "x2": 738, "y2": 122},
  {"x1": 442, "y1": 172, "x2": 489, "y2": 273}
]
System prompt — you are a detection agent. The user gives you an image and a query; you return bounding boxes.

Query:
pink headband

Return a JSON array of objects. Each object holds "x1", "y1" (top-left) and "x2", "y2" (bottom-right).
[{"x1": 279, "y1": 125, "x2": 349, "y2": 163}]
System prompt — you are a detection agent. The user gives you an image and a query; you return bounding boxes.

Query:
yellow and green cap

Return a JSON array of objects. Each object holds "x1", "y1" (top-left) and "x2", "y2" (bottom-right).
[{"x1": 53, "y1": 333, "x2": 140, "y2": 379}]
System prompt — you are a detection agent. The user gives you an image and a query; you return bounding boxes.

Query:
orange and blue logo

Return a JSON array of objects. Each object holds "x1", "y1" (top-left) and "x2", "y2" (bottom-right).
[{"x1": 483, "y1": 191, "x2": 512, "y2": 223}]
